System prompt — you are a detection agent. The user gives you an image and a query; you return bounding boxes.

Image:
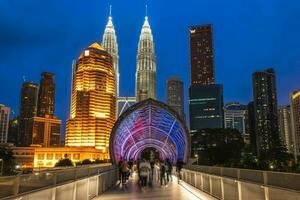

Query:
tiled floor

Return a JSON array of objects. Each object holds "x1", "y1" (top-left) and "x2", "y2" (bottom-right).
[{"x1": 95, "y1": 174, "x2": 215, "y2": 200}]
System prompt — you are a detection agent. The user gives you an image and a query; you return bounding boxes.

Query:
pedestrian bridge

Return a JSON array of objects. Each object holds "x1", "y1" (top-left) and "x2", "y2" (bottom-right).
[{"x1": 1, "y1": 164, "x2": 300, "y2": 200}]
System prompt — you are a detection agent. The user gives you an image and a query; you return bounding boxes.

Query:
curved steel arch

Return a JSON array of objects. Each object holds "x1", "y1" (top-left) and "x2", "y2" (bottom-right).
[{"x1": 109, "y1": 98, "x2": 190, "y2": 164}]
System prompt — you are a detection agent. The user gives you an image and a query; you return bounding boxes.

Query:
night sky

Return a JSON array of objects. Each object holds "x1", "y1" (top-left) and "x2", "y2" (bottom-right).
[{"x1": 1, "y1": 0, "x2": 300, "y2": 134}]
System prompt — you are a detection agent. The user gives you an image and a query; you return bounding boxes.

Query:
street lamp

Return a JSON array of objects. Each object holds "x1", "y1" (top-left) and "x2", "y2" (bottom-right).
[
  {"x1": 195, "y1": 154, "x2": 199, "y2": 165},
  {"x1": 0, "y1": 159, "x2": 3, "y2": 176}
]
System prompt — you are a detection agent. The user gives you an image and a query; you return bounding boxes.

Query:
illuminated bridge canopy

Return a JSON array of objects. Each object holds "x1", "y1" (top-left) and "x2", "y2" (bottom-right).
[{"x1": 110, "y1": 98, "x2": 189, "y2": 163}]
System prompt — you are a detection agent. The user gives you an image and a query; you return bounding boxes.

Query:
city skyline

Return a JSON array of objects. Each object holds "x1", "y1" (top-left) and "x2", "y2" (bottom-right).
[{"x1": 1, "y1": 0, "x2": 300, "y2": 128}]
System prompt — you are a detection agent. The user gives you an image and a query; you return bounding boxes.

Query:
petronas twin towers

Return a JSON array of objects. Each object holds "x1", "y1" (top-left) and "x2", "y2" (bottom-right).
[{"x1": 101, "y1": 7, "x2": 156, "y2": 102}]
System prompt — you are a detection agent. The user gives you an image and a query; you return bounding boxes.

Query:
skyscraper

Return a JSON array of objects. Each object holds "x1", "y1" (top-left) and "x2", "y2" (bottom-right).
[
  {"x1": 102, "y1": 7, "x2": 119, "y2": 97},
  {"x1": 189, "y1": 24, "x2": 224, "y2": 134},
  {"x1": 189, "y1": 25, "x2": 214, "y2": 85},
  {"x1": 252, "y1": 68, "x2": 280, "y2": 155},
  {"x1": 18, "y1": 82, "x2": 38, "y2": 146},
  {"x1": 66, "y1": 43, "x2": 116, "y2": 155},
  {"x1": 0, "y1": 104, "x2": 10, "y2": 143},
  {"x1": 166, "y1": 77, "x2": 184, "y2": 120},
  {"x1": 117, "y1": 96, "x2": 136, "y2": 117},
  {"x1": 290, "y1": 89, "x2": 300, "y2": 160},
  {"x1": 37, "y1": 72, "x2": 55, "y2": 117},
  {"x1": 278, "y1": 105, "x2": 293, "y2": 154},
  {"x1": 224, "y1": 102, "x2": 248, "y2": 141},
  {"x1": 136, "y1": 15, "x2": 156, "y2": 102},
  {"x1": 189, "y1": 84, "x2": 224, "y2": 133}
]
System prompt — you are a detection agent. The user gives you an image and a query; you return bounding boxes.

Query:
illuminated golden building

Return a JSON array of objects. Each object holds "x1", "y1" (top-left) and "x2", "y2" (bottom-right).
[{"x1": 66, "y1": 43, "x2": 116, "y2": 155}]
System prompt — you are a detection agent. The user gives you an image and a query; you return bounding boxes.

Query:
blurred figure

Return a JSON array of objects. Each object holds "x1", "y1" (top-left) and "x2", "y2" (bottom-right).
[
  {"x1": 121, "y1": 161, "x2": 129, "y2": 184},
  {"x1": 139, "y1": 159, "x2": 151, "y2": 187},
  {"x1": 154, "y1": 161, "x2": 160, "y2": 182},
  {"x1": 118, "y1": 159, "x2": 123, "y2": 182},
  {"x1": 166, "y1": 159, "x2": 173, "y2": 182},
  {"x1": 160, "y1": 162, "x2": 167, "y2": 187},
  {"x1": 176, "y1": 160, "x2": 184, "y2": 183}
]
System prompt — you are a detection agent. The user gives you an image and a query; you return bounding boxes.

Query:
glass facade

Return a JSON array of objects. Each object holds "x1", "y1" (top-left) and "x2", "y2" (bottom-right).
[
  {"x1": 189, "y1": 84, "x2": 224, "y2": 133},
  {"x1": 224, "y1": 102, "x2": 247, "y2": 138}
]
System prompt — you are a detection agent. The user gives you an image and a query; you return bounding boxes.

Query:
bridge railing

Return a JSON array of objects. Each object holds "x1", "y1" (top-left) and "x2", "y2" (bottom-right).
[
  {"x1": 0, "y1": 164, "x2": 117, "y2": 200},
  {"x1": 182, "y1": 165, "x2": 300, "y2": 200}
]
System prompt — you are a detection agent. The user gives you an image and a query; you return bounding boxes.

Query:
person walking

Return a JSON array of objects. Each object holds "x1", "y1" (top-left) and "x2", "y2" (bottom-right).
[
  {"x1": 166, "y1": 159, "x2": 173, "y2": 183},
  {"x1": 139, "y1": 159, "x2": 151, "y2": 187},
  {"x1": 176, "y1": 160, "x2": 184, "y2": 183},
  {"x1": 160, "y1": 162, "x2": 167, "y2": 187},
  {"x1": 121, "y1": 161, "x2": 129, "y2": 184},
  {"x1": 154, "y1": 161, "x2": 160, "y2": 182}
]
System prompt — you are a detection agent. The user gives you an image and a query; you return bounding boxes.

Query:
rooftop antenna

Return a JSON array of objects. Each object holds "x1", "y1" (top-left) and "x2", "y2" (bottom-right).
[
  {"x1": 109, "y1": 5, "x2": 112, "y2": 17},
  {"x1": 145, "y1": 5, "x2": 148, "y2": 19}
]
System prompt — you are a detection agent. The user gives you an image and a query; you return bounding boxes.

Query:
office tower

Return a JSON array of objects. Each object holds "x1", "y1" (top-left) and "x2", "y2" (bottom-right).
[
  {"x1": 31, "y1": 116, "x2": 61, "y2": 147},
  {"x1": 247, "y1": 101, "x2": 256, "y2": 148},
  {"x1": 252, "y1": 68, "x2": 280, "y2": 155},
  {"x1": 189, "y1": 84, "x2": 224, "y2": 133},
  {"x1": 66, "y1": 43, "x2": 116, "y2": 154},
  {"x1": 224, "y1": 102, "x2": 248, "y2": 141},
  {"x1": 278, "y1": 105, "x2": 293, "y2": 153},
  {"x1": 102, "y1": 7, "x2": 119, "y2": 97},
  {"x1": 37, "y1": 72, "x2": 55, "y2": 117},
  {"x1": 18, "y1": 82, "x2": 38, "y2": 146},
  {"x1": 0, "y1": 104, "x2": 10, "y2": 143},
  {"x1": 291, "y1": 89, "x2": 300, "y2": 160},
  {"x1": 189, "y1": 25, "x2": 214, "y2": 85},
  {"x1": 166, "y1": 77, "x2": 185, "y2": 120},
  {"x1": 117, "y1": 97, "x2": 136, "y2": 117},
  {"x1": 8, "y1": 117, "x2": 19, "y2": 144},
  {"x1": 136, "y1": 15, "x2": 156, "y2": 102}
]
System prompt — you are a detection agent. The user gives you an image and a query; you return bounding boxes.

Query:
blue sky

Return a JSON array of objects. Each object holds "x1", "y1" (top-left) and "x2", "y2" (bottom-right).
[{"x1": 0, "y1": 0, "x2": 300, "y2": 133}]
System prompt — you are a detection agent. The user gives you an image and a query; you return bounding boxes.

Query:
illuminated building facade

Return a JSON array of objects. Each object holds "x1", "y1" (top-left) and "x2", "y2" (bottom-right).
[
  {"x1": 110, "y1": 99, "x2": 189, "y2": 164},
  {"x1": 291, "y1": 89, "x2": 300, "y2": 160},
  {"x1": 136, "y1": 15, "x2": 156, "y2": 102},
  {"x1": 224, "y1": 102, "x2": 248, "y2": 142},
  {"x1": 31, "y1": 115, "x2": 61, "y2": 147},
  {"x1": 18, "y1": 82, "x2": 38, "y2": 146},
  {"x1": 189, "y1": 25, "x2": 214, "y2": 85},
  {"x1": 166, "y1": 77, "x2": 185, "y2": 120},
  {"x1": 117, "y1": 96, "x2": 136, "y2": 117},
  {"x1": 102, "y1": 8, "x2": 119, "y2": 97},
  {"x1": 0, "y1": 104, "x2": 10, "y2": 143},
  {"x1": 252, "y1": 68, "x2": 280, "y2": 155},
  {"x1": 37, "y1": 72, "x2": 55, "y2": 117},
  {"x1": 66, "y1": 43, "x2": 116, "y2": 156},
  {"x1": 278, "y1": 105, "x2": 294, "y2": 154}
]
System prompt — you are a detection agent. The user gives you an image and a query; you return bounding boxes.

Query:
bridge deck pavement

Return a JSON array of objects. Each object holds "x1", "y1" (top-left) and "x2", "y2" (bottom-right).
[{"x1": 94, "y1": 173, "x2": 216, "y2": 200}]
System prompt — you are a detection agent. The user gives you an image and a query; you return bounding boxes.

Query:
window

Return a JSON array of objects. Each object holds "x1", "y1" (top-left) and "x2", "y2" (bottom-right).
[
  {"x1": 46, "y1": 154, "x2": 54, "y2": 160},
  {"x1": 38, "y1": 154, "x2": 45, "y2": 160},
  {"x1": 55, "y1": 153, "x2": 63, "y2": 159},
  {"x1": 73, "y1": 154, "x2": 80, "y2": 160}
]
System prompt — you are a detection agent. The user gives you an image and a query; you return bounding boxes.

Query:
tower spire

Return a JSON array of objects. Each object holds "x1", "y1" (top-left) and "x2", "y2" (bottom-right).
[
  {"x1": 145, "y1": 5, "x2": 148, "y2": 19},
  {"x1": 109, "y1": 5, "x2": 112, "y2": 17}
]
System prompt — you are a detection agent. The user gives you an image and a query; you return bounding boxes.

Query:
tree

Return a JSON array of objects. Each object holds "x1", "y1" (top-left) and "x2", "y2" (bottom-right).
[
  {"x1": 0, "y1": 146, "x2": 17, "y2": 176},
  {"x1": 81, "y1": 159, "x2": 92, "y2": 165},
  {"x1": 55, "y1": 158, "x2": 74, "y2": 167},
  {"x1": 192, "y1": 128, "x2": 245, "y2": 166}
]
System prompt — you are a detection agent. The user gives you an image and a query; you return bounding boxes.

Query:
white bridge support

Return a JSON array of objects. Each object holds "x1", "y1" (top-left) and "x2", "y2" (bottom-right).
[{"x1": 181, "y1": 166, "x2": 300, "y2": 200}]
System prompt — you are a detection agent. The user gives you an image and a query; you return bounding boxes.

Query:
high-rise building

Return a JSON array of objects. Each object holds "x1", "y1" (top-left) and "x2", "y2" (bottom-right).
[
  {"x1": 278, "y1": 105, "x2": 293, "y2": 154},
  {"x1": 189, "y1": 84, "x2": 224, "y2": 133},
  {"x1": 224, "y1": 102, "x2": 248, "y2": 141},
  {"x1": 0, "y1": 104, "x2": 10, "y2": 143},
  {"x1": 37, "y1": 72, "x2": 55, "y2": 117},
  {"x1": 18, "y1": 82, "x2": 38, "y2": 146},
  {"x1": 290, "y1": 89, "x2": 300, "y2": 160},
  {"x1": 247, "y1": 101, "x2": 256, "y2": 148},
  {"x1": 252, "y1": 68, "x2": 280, "y2": 155},
  {"x1": 31, "y1": 115, "x2": 61, "y2": 147},
  {"x1": 166, "y1": 77, "x2": 185, "y2": 120},
  {"x1": 136, "y1": 15, "x2": 156, "y2": 102},
  {"x1": 66, "y1": 43, "x2": 116, "y2": 156},
  {"x1": 189, "y1": 25, "x2": 214, "y2": 85},
  {"x1": 102, "y1": 7, "x2": 119, "y2": 97},
  {"x1": 8, "y1": 117, "x2": 19, "y2": 144},
  {"x1": 117, "y1": 97, "x2": 136, "y2": 117}
]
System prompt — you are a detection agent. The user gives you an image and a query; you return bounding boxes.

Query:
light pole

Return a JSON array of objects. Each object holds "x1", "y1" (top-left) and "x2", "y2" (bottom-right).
[
  {"x1": 0, "y1": 159, "x2": 3, "y2": 176},
  {"x1": 195, "y1": 154, "x2": 199, "y2": 165}
]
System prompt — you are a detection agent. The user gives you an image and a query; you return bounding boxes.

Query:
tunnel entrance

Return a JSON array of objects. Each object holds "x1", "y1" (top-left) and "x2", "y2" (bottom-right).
[
  {"x1": 139, "y1": 147, "x2": 161, "y2": 161},
  {"x1": 109, "y1": 98, "x2": 190, "y2": 164}
]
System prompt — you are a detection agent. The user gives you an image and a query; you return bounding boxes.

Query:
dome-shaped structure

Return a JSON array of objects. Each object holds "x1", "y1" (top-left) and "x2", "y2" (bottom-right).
[{"x1": 110, "y1": 98, "x2": 189, "y2": 164}]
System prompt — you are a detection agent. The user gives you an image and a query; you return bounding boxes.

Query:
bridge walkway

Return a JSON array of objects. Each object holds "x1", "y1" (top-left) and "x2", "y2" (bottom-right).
[{"x1": 95, "y1": 173, "x2": 216, "y2": 200}]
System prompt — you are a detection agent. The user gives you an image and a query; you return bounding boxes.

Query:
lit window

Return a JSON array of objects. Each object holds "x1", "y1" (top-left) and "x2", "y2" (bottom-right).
[{"x1": 84, "y1": 50, "x2": 89, "y2": 56}]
